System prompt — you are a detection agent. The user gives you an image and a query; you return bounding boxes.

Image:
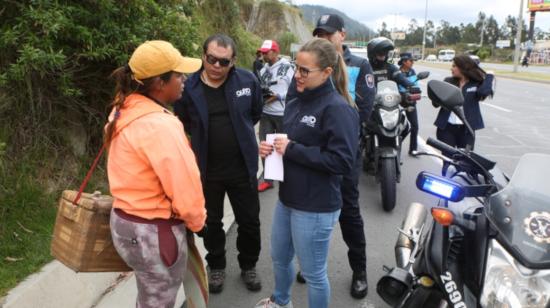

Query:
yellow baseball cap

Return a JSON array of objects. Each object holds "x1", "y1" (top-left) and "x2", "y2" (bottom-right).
[{"x1": 128, "y1": 40, "x2": 202, "y2": 82}]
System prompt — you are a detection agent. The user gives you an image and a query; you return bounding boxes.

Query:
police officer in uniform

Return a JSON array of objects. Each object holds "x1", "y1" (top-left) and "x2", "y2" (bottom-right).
[{"x1": 367, "y1": 37, "x2": 414, "y2": 88}]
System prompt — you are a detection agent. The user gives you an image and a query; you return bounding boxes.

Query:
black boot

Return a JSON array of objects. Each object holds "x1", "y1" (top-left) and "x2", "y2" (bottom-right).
[
  {"x1": 350, "y1": 271, "x2": 368, "y2": 299},
  {"x1": 296, "y1": 271, "x2": 306, "y2": 284}
]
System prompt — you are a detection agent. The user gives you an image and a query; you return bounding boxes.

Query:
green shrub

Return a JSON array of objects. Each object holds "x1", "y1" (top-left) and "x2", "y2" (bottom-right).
[
  {"x1": 0, "y1": 0, "x2": 201, "y2": 160},
  {"x1": 476, "y1": 47, "x2": 492, "y2": 61},
  {"x1": 0, "y1": 0, "x2": 202, "y2": 296},
  {"x1": 278, "y1": 32, "x2": 298, "y2": 55}
]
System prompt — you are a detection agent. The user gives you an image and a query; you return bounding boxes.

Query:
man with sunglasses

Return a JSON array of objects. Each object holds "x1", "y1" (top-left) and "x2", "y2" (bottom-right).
[
  {"x1": 257, "y1": 40, "x2": 294, "y2": 193},
  {"x1": 174, "y1": 34, "x2": 264, "y2": 294},
  {"x1": 290, "y1": 14, "x2": 375, "y2": 300}
]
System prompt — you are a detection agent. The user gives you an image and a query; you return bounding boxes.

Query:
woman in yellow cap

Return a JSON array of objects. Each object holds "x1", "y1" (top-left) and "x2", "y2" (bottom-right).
[{"x1": 105, "y1": 40, "x2": 206, "y2": 308}]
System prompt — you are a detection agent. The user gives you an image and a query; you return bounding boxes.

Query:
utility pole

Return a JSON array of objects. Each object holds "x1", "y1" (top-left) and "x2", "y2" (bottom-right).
[
  {"x1": 480, "y1": 18, "x2": 486, "y2": 46},
  {"x1": 513, "y1": 0, "x2": 525, "y2": 73},
  {"x1": 421, "y1": 0, "x2": 428, "y2": 60}
]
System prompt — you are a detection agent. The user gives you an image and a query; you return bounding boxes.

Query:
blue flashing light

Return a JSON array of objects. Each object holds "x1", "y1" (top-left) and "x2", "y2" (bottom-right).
[{"x1": 416, "y1": 172, "x2": 465, "y2": 202}]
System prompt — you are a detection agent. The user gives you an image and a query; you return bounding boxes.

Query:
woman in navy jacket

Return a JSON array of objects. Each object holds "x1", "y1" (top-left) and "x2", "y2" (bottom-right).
[
  {"x1": 434, "y1": 54, "x2": 494, "y2": 150},
  {"x1": 255, "y1": 38, "x2": 359, "y2": 308}
]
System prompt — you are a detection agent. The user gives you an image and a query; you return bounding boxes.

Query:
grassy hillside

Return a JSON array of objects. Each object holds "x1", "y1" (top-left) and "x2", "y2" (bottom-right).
[
  {"x1": 0, "y1": 0, "x2": 262, "y2": 297},
  {"x1": 299, "y1": 4, "x2": 375, "y2": 40}
]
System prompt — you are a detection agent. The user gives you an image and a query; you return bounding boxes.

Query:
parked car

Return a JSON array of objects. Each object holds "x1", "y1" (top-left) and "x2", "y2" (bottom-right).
[
  {"x1": 438, "y1": 49, "x2": 455, "y2": 61},
  {"x1": 425, "y1": 54, "x2": 437, "y2": 61},
  {"x1": 469, "y1": 54, "x2": 481, "y2": 64}
]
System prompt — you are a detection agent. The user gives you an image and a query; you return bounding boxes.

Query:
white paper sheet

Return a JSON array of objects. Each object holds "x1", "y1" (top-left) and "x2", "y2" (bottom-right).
[{"x1": 264, "y1": 133, "x2": 287, "y2": 182}]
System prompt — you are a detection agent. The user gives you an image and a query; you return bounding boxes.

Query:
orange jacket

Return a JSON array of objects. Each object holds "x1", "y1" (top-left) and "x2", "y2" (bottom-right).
[{"x1": 106, "y1": 93, "x2": 206, "y2": 232}]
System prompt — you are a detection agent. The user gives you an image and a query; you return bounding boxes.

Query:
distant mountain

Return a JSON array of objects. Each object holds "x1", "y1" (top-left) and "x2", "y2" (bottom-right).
[{"x1": 299, "y1": 4, "x2": 375, "y2": 40}]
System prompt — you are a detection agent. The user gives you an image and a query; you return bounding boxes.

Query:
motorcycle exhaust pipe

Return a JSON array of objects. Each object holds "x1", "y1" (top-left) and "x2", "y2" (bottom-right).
[{"x1": 395, "y1": 202, "x2": 428, "y2": 268}]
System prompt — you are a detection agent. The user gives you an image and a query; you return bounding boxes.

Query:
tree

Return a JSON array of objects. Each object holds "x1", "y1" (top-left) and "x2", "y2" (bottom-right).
[
  {"x1": 475, "y1": 12, "x2": 486, "y2": 45},
  {"x1": 378, "y1": 22, "x2": 391, "y2": 38},
  {"x1": 437, "y1": 20, "x2": 461, "y2": 45},
  {"x1": 484, "y1": 15, "x2": 500, "y2": 46},
  {"x1": 425, "y1": 20, "x2": 435, "y2": 46},
  {"x1": 461, "y1": 22, "x2": 479, "y2": 44},
  {"x1": 404, "y1": 19, "x2": 424, "y2": 46},
  {"x1": 504, "y1": 15, "x2": 528, "y2": 47}
]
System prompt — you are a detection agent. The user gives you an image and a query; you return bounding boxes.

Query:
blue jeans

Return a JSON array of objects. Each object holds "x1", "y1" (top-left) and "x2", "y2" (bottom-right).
[{"x1": 271, "y1": 201, "x2": 340, "y2": 308}]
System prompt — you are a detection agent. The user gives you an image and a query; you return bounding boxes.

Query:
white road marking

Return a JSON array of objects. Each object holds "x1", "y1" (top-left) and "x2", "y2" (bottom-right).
[{"x1": 484, "y1": 103, "x2": 512, "y2": 113}]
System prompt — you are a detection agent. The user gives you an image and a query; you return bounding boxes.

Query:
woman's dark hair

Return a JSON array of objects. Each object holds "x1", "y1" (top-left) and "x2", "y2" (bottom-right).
[
  {"x1": 103, "y1": 66, "x2": 172, "y2": 147},
  {"x1": 202, "y1": 33, "x2": 237, "y2": 58},
  {"x1": 451, "y1": 54, "x2": 486, "y2": 84},
  {"x1": 449, "y1": 54, "x2": 492, "y2": 101}
]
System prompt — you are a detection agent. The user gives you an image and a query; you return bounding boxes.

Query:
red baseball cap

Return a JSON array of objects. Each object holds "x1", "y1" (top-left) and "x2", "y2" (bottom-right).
[{"x1": 259, "y1": 40, "x2": 280, "y2": 53}]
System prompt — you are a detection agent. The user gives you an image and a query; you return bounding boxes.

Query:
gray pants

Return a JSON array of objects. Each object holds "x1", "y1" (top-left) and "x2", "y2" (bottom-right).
[
  {"x1": 259, "y1": 113, "x2": 284, "y2": 182},
  {"x1": 110, "y1": 209, "x2": 188, "y2": 308}
]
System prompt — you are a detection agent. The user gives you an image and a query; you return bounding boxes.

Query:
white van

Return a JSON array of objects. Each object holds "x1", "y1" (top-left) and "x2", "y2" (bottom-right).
[{"x1": 438, "y1": 49, "x2": 455, "y2": 62}]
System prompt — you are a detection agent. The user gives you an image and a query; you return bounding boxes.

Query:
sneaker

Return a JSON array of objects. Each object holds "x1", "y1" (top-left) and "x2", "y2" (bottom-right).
[
  {"x1": 258, "y1": 181, "x2": 274, "y2": 192},
  {"x1": 207, "y1": 268, "x2": 225, "y2": 294},
  {"x1": 295, "y1": 271, "x2": 306, "y2": 284},
  {"x1": 350, "y1": 271, "x2": 368, "y2": 299},
  {"x1": 241, "y1": 268, "x2": 262, "y2": 291},
  {"x1": 254, "y1": 297, "x2": 293, "y2": 308}
]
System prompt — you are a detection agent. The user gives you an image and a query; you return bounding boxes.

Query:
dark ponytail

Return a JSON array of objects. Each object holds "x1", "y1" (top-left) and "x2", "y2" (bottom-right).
[
  {"x1": 104, "y1": 66, "x2": 173, "y2": 147},
  {"x1": 333, "y1": 53, "x2": 354, "y2": 108}
]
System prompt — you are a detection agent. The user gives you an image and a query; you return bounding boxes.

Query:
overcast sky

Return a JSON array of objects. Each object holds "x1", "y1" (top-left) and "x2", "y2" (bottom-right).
[{"x1": 293, "y1": 0, "x2": 550, "y2": 32}]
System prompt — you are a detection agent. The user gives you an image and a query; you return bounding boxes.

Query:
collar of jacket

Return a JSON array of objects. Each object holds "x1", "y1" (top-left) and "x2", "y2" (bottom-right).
[
  {"x1": 343, "y1": 45, "x2": 352, "y2": 63},
  {"x1": 295, "y1": 78, "x2": 335, "y2": 102}
]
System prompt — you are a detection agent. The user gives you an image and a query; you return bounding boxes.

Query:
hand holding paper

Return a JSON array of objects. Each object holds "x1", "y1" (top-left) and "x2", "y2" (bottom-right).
[{"x1": 264, "y1": 133, "x2": 286, "y2": 182}]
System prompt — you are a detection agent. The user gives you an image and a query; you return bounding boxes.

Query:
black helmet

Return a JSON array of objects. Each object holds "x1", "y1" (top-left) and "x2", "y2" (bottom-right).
[{"x1": 367, "y1": 37, "x2": 395, "y2": 65}]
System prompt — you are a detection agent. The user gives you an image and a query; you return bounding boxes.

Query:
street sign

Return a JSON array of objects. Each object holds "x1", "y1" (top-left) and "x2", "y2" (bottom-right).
[
  {"x1": 390, "y1": 32, "x2": 406, "y2": 41},
  {"x1": 496, "y1": 40, "x2": 511, "y2": 48},
  {"x1": 528, "y1": 0, "x2": 550, "y2": 12}
]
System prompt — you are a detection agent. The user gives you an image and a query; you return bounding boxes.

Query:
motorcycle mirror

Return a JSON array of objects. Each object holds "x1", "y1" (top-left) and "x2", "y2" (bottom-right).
[
  {"x1": 427, "y1": 80, "x2": 464, "y2": 110},
  {"x1": 416, "y1": 71, "x2": 430, "y2": 80},
  {"x1": 428, "y1": 80, "x2": 476, "y2": 145},
  {"x1": 416, "y1": 172, "x2": 465, "y2": 202}
]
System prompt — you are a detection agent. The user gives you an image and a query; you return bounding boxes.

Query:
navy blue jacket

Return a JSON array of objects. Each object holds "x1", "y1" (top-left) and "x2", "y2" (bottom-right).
[
  {"x1": 434, "y1": 74, "x2": 494, "y2": 130},
  {"x1": 280, "y1": 80, "x2": 359, "y2": 213},
  {"x1": 174, "y1": 67, "x2": 263, "y2": 182},
  {"x1": 371, "y1": 61, "x2": 415, "y2": 89},
  {"x1": 342, "y1": 45, "x2": 376, "y2": 122}
]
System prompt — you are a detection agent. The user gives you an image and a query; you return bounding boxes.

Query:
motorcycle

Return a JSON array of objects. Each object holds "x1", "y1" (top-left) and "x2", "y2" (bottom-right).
[
  {"x1": 363, "y1": 71, "x2": 429, "y2": 212},
  {"x1": 376, "y1": 79, "x2": 550, "y2": 307}
]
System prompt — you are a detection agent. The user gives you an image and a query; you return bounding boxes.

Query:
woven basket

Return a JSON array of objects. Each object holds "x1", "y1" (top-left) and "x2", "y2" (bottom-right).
[{"x1": 51, "y1": 190, "x2": 131, "y2": 272}]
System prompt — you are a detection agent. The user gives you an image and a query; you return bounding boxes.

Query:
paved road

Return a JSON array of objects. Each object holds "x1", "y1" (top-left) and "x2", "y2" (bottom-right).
[
  {"x1": 424, "y1": 61, "x2": 550, "y2": 75},
  {"x1": 480, "y1": 62, "x2": 550, "y2": 75},
  {"x1": 208, "y1": 65, "x2": 550, "y2": 308}
]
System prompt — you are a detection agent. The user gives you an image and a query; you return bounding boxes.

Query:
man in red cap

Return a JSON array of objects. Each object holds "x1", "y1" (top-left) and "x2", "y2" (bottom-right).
[{"x1": 257, "y1": 40, "x2": 294, "y2": 192}]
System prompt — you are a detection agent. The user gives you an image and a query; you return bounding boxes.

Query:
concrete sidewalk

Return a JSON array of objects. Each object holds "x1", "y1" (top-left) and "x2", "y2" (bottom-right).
[{"x1": 0, "y1": 201, "x2": 235, "y2": 308}]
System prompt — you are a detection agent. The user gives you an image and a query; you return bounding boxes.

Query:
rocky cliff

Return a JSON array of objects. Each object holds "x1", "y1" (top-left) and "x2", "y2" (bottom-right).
[{"x1": 245, "y1": 0, "x2": 312, "y2": 44}]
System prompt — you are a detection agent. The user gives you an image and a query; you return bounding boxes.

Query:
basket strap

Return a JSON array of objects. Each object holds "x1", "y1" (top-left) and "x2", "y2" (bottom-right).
[{"x1": 73, "y1": 143, "x2": 106, "y2": 205}]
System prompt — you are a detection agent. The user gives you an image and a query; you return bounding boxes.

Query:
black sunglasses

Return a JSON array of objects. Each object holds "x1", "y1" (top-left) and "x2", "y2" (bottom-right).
[{"x1": 205, "y1": 54, "x2": 232, "y2": 67}]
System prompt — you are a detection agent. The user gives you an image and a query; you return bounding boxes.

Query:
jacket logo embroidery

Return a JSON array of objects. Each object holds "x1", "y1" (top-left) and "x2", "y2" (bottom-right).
[
  {"x1": 300, "y1": 115, "x2": 317, "y2": 127},
  {"x1": 236, "y1": 88, "x2": 251, "y2": 97},
  {"x1": 466, "y1": 86, "x2": 478, "y2": 93}
]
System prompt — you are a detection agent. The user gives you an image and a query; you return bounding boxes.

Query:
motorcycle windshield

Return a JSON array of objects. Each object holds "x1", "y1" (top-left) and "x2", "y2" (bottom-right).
[
  {"x1": 376, "y1": 81, "x2": 401, "y2": 108},
  {"x1": 487, "y1": 153, "x2": 550, "y2": 268}
]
